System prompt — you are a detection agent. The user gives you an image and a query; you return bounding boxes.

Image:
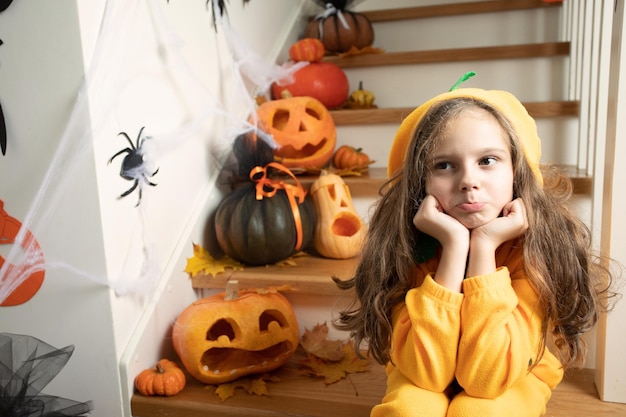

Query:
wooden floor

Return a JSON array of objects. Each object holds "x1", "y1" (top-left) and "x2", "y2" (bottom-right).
[{"x1": 131, "y1": 349, "x2": 626, "y2": 417}]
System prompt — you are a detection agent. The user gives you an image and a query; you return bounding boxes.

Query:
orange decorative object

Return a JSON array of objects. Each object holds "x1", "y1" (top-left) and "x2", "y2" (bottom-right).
[
  {"x1": 172, "y1": 281, "x2": 300, "y2": 385},
  {"x1": 256, "y1": 96, "x2": 337, "y2": 169},
  {"x1": 271, "y1": 62, "x2": 349, "y2": 109},
  {"x1": 332, "y1": 145, "x2": 372, "y2": 170},
  {"x1": 310, "y1": 171, "x2": 366, "y2": 259},
  {"x1": 289, "y1": 38, "x2": 325, "y2": 63},
  {"x1": 0, "y1": 200, "x2": 45, "y2": 306},
  {"x1": 134, "y1": 359, "x2": 186, "y2": 396}
]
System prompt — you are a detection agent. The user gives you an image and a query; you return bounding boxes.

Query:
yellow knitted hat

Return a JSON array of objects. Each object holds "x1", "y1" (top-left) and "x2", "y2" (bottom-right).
[{"x1": 387, "y1": 87, "x2": 543, "y2": 183}]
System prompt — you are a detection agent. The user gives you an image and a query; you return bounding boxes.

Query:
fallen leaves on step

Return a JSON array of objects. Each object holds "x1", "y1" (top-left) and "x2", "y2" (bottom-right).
[
  {"x1": 184, "y1": 242, "x2": 243, "y2": 277},
  {"x1": 212, "y1": 374, "x2": 281, "y2": 402},
  {"x1": 300, "y1": 323, "x2": 371, "y2": 384},
  {"x1": 336, "y1": 45, "x2": 385, "y2": 58}
]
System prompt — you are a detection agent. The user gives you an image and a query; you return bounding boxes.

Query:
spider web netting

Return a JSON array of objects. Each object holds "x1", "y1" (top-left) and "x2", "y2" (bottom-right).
[{"x1": 0, "y1": 0, "x2": 305, "y2": 304}]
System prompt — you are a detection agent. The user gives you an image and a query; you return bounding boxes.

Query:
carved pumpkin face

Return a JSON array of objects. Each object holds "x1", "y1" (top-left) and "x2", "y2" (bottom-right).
[
  {"x1": 172, "y1": 284, "x2": 300, "y2": 384},
  {"x1": 256, "y1": 96, "x2": 336, "y2": 169},
  {"x1": 310, "y1": 172, "x2": 366, "y2": 259}
]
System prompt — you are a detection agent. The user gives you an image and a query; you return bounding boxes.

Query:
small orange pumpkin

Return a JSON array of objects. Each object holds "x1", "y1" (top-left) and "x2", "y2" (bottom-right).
[
  {"x1": 256, "y1": 96, "x2": 336, "y2": 169},
  {"x1": 310, "y1": 171, "x2": 366, "y2": 259},
  {"x1": 134, "y1": 359, "x2": 186, "y2": 396},
  {"x1": 289, "y1": 38, "x2": 325, "y2": 62},
  {"x1": 172, "y1": 281, "x2": 300, "y2": 384},
  {"x1": 332, "y1": 145, "x2": 372, "y2": 170}
]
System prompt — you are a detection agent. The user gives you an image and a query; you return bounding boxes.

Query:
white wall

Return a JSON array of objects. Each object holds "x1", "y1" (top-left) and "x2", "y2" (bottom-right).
[{"x1": 1, "y1": 0, "x2": 309, "y2": 416}]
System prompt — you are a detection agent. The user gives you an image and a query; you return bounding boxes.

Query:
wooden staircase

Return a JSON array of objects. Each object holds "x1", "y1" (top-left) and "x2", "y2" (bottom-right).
[{"x1": 130, "y1": 1, "x2": 616, "y2": 415}]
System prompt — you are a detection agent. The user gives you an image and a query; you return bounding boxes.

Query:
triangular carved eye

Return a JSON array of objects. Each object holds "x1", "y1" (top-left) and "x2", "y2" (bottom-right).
[
  {"x1": 259, "y1": 310, "x2": 288, "y2": 332},
  {"x1": 207, "y1": 319, "x2": 236, "y2": 341}
]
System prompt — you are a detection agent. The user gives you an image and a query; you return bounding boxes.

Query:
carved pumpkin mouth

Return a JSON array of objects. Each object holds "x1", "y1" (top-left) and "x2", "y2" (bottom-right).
[
  {"x1": 332, "y1": 213, "x2": 362, "y2": 237},
  {"x1": 274, "y1": 138, "x2": 330, "y2": 160},
  {"x1": 200, "y1": 341, "x2": 295, "y2": 376}
]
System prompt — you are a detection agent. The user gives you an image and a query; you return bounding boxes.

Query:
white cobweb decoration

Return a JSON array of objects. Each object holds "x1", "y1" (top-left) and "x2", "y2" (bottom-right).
[{"x1": 0, "y1": 0, "x2": 304, "y2": 303}]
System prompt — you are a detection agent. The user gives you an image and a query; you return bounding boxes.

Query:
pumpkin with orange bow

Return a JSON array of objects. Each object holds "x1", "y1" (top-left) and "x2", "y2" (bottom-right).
[{"x1": 215, "y1": 135, "x2": 316, "y2": 266}]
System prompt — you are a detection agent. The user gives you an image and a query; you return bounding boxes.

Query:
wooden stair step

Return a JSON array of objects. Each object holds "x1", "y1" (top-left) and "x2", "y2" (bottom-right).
[
  {"x1": 362, "y1": 0, "x2": 562, "y2": 23},
  {"x1": 323, "y1": 42, "x2": 569, "y2": 69},
  {"x1": 330, "y1": 101, "x2": 579, "y2": 125},
  {"x1": 131, "y1": 357, "x2": 625, "y2": 417}
]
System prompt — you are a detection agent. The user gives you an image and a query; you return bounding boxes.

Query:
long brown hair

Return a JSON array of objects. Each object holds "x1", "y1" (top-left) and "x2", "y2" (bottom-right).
[{"x1": 334, "y1": 97, "x2": 615, "y2": 368}]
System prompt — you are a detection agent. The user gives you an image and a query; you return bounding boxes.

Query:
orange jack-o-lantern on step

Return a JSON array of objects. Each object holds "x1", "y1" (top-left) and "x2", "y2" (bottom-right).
[
  {"x1": 172, "y1": 281, "x2": 300, "y2": 385},
  {"x1": 310, "y1": 171, "x2": 366, "y2": 259},
  {"x1": 256, "y1": 96, "x2": 336, "y2": 169}
]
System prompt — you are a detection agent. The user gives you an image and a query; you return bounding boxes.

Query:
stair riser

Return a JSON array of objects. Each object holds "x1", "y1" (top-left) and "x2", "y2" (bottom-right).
[
  {"x1": 335, "y1": 117, "x2": 579, "y2": 169},
  {"x1": 341, "y1": 57, "x2": 569, "y2": 108},
  {"x1": 370, "y1": 8, "x2": 561, "y2": 52}
]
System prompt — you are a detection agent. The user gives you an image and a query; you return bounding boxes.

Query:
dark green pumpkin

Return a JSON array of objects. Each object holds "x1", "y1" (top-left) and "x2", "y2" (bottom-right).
[{"x1": 215, "y1": 183, "x2": 316, "y2": 266}]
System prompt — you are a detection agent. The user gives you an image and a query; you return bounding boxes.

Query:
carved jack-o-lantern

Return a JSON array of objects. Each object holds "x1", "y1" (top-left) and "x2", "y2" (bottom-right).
[
  {"x1": 172, "y1": 281, "x2": 300, "y2": 384},
  {"x1": 256, "y1": 96, "x2": 336, "y2": 169},
  {"x1": 310, "y1": 171, "x2": 366, "y2": 259}
]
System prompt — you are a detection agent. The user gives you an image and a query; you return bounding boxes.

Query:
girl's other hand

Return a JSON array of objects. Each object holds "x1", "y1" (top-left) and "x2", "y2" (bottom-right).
[
  {"x1": 471, "y1": 197, "x2": 528, "y2": 249},
  {"x1": 413, "y1": 195, "x2": 470, "y2": 250}
]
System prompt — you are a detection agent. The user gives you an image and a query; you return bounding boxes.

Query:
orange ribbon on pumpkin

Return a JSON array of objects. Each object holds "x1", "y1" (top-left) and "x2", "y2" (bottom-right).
[{"x1": 249, "y1": 162, "x2": 308, "y2": 251}]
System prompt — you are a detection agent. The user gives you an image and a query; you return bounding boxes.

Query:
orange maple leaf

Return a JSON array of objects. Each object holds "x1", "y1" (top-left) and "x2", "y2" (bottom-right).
[
  {"x1": 184, "y1": 243, "x2": 243, "y2": 277},
  {"x1": 301, "y1": 343, "x2": 370, "y2": 384},
  {"x1": 300, "y1": 323, "x2": 345, "y2": 362}
]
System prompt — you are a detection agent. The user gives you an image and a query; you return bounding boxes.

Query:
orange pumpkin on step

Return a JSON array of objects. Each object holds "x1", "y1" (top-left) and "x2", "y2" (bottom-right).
[
  {"x1": 134, "y1": 359, "x2": 186, "y2": 396},
  {"x1": 172, "y1": 281, "x2": 300, "y2": 384},
  {"x1": 310, "y1": 171, "x2": 366, "y2": 259},
  {"x1": 255, "y1": 96, "x2": 336, "y2": 169},
  {"x1": 271, "y1": 62, "x2": 349, "y2": 109}
]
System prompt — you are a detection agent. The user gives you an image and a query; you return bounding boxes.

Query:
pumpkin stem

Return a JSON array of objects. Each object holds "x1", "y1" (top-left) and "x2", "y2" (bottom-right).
[
  {"x1": 280, "y1": 89, "x2": 293, "y2": 99},
  {"x1": 225, "y1": 280, "x2": 239, "y2": 300},
  {"x1": 156, "y1": 362, "x2": 165, "y2": 374},
  {"x1": 358, "y1": 80, "x2": 363, "y2": 90}
]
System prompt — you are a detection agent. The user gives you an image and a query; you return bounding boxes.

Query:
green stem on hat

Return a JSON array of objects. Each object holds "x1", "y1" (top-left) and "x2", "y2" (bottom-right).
[{"x1": 449, "y1": 71, "x2": 476, "y2": 91}]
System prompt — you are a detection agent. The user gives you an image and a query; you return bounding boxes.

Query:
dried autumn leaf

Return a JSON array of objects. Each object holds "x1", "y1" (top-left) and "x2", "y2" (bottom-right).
[
  {"x1": 301, "y1": 343, "x2": 370, "y2": 384},
  {"x1": 301, "y1": 323, "x2": 345, "y2": 362},
  {"x1": 184, "y1": 243, "x2": 243, "y2": 277},
  {"x1": 213, "y1": 374, "x2": 280, "y2": 402}
]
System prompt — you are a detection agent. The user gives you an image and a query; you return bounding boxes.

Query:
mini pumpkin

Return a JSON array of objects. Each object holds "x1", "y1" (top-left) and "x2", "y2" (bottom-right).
[
  {"x1": 172, "y1": 281, "x2": 300, "y2": 384},
  {"x1": 134, "y1": 359, "x2": 186, "y2": 396},
  {"x1": 304, "y1": 8, "x2": 374, "y2": 53},
  {"x1": 310, "y1": 171, "x2": 366, "y2": 259},
  {"x1": 289, "y1": 38, "x2": 325, "y2": 62},
  {"x1": 332, "y1": 145, "x2": 372, "y2": 171},
  {"x1": 256, "y1": 96, "x2": 337, "y2": 168}
]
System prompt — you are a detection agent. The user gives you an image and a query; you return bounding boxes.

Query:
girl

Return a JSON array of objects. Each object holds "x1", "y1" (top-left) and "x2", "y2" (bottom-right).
[{"x1": 334, "y1": 86, "x2": 614, "y2": 416}]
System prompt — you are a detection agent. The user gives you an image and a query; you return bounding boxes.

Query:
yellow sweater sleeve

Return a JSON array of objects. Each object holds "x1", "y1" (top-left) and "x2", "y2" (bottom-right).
[
  {"x1": 456, "y1": 266, "x2": 561, "y2": 398},
  {"x1": 390, "y1": 273, "x2": 463, "y2": 392}
]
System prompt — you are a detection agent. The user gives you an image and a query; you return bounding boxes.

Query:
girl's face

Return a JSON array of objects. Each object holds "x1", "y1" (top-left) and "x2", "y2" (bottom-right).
[{"x1": 425, "y1": 107, "x2": 514, "y2": 230}]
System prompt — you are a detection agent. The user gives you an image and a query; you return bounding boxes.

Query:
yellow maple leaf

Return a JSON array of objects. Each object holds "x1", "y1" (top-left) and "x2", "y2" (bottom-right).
[
  {"x1": 184, "y1": 243, "x2": 243, "y2": 277},
  {"x1": 213, "y1": 374, "x2": 280, "y2": 402},
  {"x1": 301, "y1": 343, "x2": 370, "y2": 384}
]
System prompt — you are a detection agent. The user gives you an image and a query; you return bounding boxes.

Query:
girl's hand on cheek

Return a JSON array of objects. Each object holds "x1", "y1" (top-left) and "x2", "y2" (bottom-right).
[
  {"x1": 413, "y1": 195, "x2": 470, "y2": 249},
  {"x1": 473, "y1": 198, "x2": 528, "y2": 248}
]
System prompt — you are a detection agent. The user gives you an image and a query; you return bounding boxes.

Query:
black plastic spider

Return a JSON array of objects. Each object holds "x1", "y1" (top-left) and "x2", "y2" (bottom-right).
[{"x1": 108, "y1": 126, "x2": 159, "y2": 207}]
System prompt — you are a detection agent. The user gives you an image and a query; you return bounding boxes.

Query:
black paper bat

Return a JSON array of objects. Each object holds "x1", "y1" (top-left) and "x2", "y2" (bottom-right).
[{"x1": 0, "y1": 0, "x2": 14, "y2": 13}]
